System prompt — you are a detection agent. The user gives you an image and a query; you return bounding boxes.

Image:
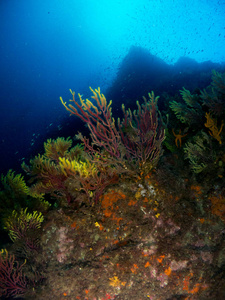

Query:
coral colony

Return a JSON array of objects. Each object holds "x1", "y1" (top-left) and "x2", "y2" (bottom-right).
[{"x1": 0, "y1": 71, "x2": 225, "y2": 299}]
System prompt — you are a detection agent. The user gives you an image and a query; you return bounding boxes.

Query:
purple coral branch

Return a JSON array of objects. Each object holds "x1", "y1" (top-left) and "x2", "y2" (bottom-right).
[
  {"x1": 70, "y1": 89, "x2": 122, "y2": 159},
  {"x1": 63, "y1": 88, "x2": 165, "y2": 168},
  {"x1": 118, "y1": 97, "x2": 165, "y2": 165},
  {"x1": 0, "y1": 250, "x2": 27, "y2": 298}
]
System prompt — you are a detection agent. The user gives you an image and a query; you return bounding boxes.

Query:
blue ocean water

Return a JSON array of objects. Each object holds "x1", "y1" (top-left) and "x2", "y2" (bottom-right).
[{"x1": 0, "y1": 0, "x2": 225, "y2": 174}]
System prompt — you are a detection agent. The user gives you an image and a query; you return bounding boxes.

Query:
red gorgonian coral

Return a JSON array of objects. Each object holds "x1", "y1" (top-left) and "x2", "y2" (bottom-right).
[{"x1": 0, "y1": 249, "x2": 27, "y2": 298}]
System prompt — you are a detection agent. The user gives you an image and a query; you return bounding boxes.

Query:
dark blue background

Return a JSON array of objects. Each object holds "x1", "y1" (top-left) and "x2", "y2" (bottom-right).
[{"x1": 0, "y1": 0, "x2": 225, "y2": 174}]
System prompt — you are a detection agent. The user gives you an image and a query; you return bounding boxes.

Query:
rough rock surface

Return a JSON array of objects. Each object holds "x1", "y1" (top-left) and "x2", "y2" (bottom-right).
[{"x1": 29, "y1": 175, "x2": 225, "y2": 300}]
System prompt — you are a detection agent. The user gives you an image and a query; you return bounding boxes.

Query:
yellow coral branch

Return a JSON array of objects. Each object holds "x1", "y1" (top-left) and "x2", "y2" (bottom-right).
[
  {"x1": 205, "y1": 112, "x2": 223, "y2": 144},
  {"x1": 1, "y1": 170, "x2": 29, "y2": 196}
]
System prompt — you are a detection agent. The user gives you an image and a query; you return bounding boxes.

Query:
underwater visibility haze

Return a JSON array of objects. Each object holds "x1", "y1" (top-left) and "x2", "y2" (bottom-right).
[
  {"x1": 0, "y1": 0, "x2": 225, "y2": 299},
  {"x1": 0, "y1": 0, "x2": 225, "y2": 173}
]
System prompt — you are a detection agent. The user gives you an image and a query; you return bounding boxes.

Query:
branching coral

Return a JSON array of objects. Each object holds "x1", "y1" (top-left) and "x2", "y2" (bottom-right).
[
  {"x1": 0, "y1": 171, "x2": 29, "y2": 225},
  {"x1": 168, "y1": 71, "x2": 225, "y2": 178},
  {"x1": 118, "y1": 91, "x2": 165, "y2": 171},
  {"x1": 59, "y1": 156, "x2": 118, "y2": 203},
  {"x1": 4, "y1": 208, "x2": 44, "y2": 251},
  {"x1": 169, "y1": 88, "x2": 204, "y2": 126},
  {"x1": 22, "y1": 137, "x2": 118, "y2": 205},
  {"x1": 59, "y1": 157, "x2": 97, "y2": 178},
  {"x1": 61, "y1": 88, "x2": 122, "y2": 159},
  {"x1": 0, "y1": 249, "x2": 27, "y2": 298},
  {"x1": 204, "y1": 112, "x2": 223, "y2": 144},
  {"x1": 60, "y1": 87, "x2": 165, "y2": 176},
  {"x1": 1, "y1": 170, "x2": 29, "y2": 198},
  {"x1": 201, "y1": 70, "x2": 225, "y2": 116},
  {"x1": 44, "y1": 137, "x2": 73, "y2": 162},
  {"x1": 184, "y1": 131, "x2": 213, "y2": 174},
  {"x1": 22, "y1": 137, "x2": 84, "y2": 204},
  {"x1": 23, "y1": 154, "x2": 70, "y2": 201},
  {"x1": 0, "y1": 170, "x2": 48, "y2": 233}
]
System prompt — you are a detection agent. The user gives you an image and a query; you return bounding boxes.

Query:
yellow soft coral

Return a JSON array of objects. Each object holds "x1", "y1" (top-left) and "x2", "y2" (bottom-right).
[
  {"x1": 60, "y1": 87, "x2": 112, "y2": 118},
  {"x1": 1, "y1": 170, "x2": 29, "y2": 196},
  {"x1": 44, "y1": 137, "x2": 72, "y2": 161},
  {"x1": 4, "y1": 207, "x2": 44, "y2": 242},
  {"x1": 59, "y1": 157, "x2": 97, "y2": 177},
  {"x1": 24, "y1": 154, "x2": 60, "y2": 178},
  {"x1": 205, "y1": 112, "x2": 223, "y2": 144}
]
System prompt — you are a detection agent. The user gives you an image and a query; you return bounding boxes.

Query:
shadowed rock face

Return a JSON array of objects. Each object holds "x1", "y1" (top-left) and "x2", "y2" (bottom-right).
[{"x1": 106, "y1": 46, "x2": 225, "y2": 114}]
